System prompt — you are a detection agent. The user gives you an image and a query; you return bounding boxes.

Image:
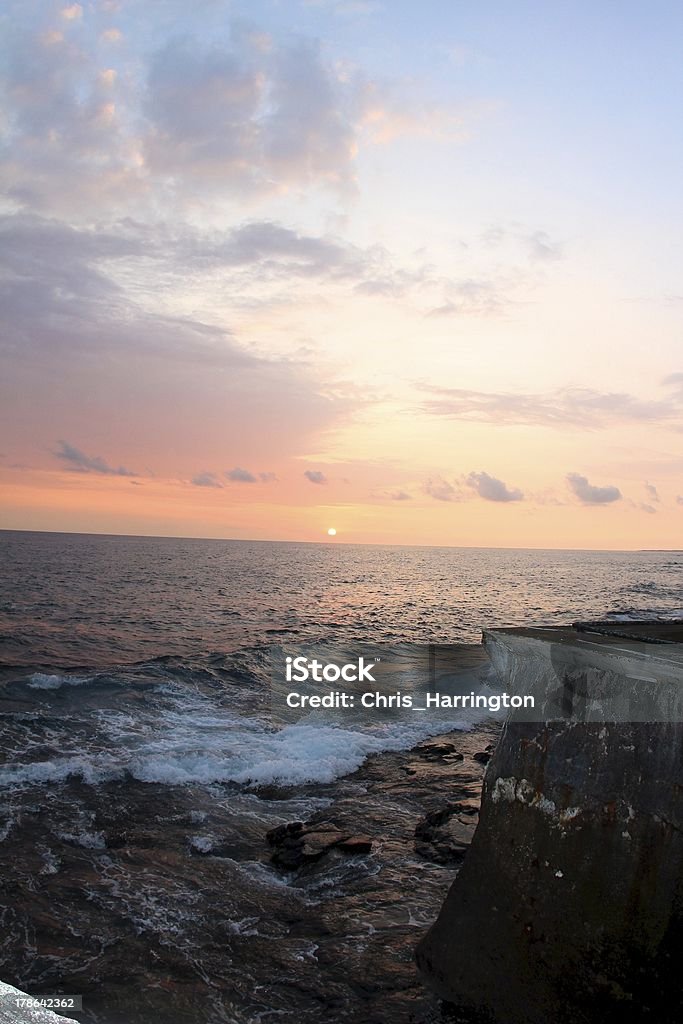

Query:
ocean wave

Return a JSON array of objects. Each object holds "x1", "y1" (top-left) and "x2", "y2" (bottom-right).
[
  {"x1": 619, "y1": 581, "x2": 661, "y2": 594},
  {"x1": 0, "y1": 702, "x2": 485, "y2": 792},
  {"x1": 27, "y1": 671, "x2": 96, "y2": 690},
  {"x1": 604, "y1": 607, "x2": 683, "y2": 622}
]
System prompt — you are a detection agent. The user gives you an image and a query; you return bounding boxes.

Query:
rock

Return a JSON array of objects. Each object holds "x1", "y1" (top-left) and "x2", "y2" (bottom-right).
[
  {"x1": 472, "y1": 751, "x2": 491, "y2": 764},
  {"x1": 267, "y1": 820, "x2": 373, "y2": 869},
  {"x1": 336, "y1": 836, "x2": 373, "y2": 854},
  {"x1": 300, "y1": 831, "x2": 345, "y2": 857},
  {"x1": 414, "y1": 740, "x2": 464, "y2": 762},
  {"x1": 416, "y1": 624, "x2": 683, "y2": 1024},
  {"x1": 414, "y1": 803, "x2": 479, "y2": 864},
  {"x1": 265, "y1": 821, "x2": 305, "y2": 846}
]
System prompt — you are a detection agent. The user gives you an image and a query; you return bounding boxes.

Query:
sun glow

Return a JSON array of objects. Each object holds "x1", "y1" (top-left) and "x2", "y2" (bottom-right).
[{"x1": 327, "y1": 527, "x2": 337, "y2": 536}]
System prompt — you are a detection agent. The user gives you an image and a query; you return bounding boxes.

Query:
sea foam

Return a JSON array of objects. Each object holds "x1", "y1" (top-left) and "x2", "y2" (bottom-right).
[
  {"x1": 28, "y1": 672, "x2": 94, "y2": 690},
  {"x1": 0, "y1": 703, "x2": 483, "y2": 791}
]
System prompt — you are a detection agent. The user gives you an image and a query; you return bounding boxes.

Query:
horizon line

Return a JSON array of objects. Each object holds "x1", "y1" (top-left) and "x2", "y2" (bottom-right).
[{"x1": 0, "y1": 526, "x2": 676, "y2": 555}]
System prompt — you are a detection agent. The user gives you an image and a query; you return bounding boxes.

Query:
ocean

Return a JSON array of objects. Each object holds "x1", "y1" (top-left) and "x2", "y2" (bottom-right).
[{"x1": 1, "y1": 531, "x2": 682, "y2": 1023}]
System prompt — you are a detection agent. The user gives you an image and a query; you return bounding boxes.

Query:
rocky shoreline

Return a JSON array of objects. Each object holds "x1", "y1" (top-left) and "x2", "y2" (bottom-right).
[{"x1": 0, "y1": 723, "x2": 499, "y2": 1024}]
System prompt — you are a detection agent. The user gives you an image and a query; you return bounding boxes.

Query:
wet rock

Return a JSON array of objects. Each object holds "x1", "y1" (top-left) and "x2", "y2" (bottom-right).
[
  {"x1": 106, "y1": 827, "x2": 163, "y2": 849},
  {"x1": 0, "y1": 702, "x2": 498, "y2": 1024},
  {"x1": 265, "y1": 820, "x2": 305, "y2": 846},
  {"x1": 414, "y1": 802, "x2": 479, "y2": 864},
  {"x1": 414, "y1": 740, "x2": 464, "y2": 762},
  {"x1": 300, "y1": 830, "x2": 346, "y2": 857},
  {"x1": 336, "y1": 836, "x2": 373, "y2": 854},
  {"x1": 267, "y1": 820, "x2": 373, "y2": 869}
]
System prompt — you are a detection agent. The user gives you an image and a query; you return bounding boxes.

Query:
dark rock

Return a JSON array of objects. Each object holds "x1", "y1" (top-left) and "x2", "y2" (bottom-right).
[
  {"x1": 414, "y1": 803, "x2": 479, "y2": 864},
  {"x1": 417, "y1": 625, "x2": 683, "y2": 1024},
  {"x1": 414, "y1": 740, "x2": 464, "y2": 762},
  {"x1": 472, "y1": 751, "x2": 491, "y2": 764},
  {"x1": 300, "y1": 830, "x2": 345, "y2": 856},
  {"x1": 266, "y1": 821, "x2": 304, "y2": 846},
  {"x1": 336, "y1": 836, "x2": 373, "y2": 854},
  {"x1": 267, "y1": 820, "x2": 373, "y2": 869}
]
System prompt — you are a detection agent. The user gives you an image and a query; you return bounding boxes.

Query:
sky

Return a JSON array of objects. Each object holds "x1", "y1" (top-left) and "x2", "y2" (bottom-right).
[{"x1": 1, "y1": 0, "x2": 682, "y2": 548}]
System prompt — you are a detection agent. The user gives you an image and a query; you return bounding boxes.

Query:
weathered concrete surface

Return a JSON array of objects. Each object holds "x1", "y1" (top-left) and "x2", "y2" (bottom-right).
[{"x1": 416, "y1": 624, "x2": 683, "y2": 1023}]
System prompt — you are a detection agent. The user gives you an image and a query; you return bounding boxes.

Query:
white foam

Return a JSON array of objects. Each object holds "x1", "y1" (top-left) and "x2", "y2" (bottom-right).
[
  {"x1": 0, "y1": 756, "x2": 123, "y2": 789},
  {"x1": 27, "y1": 672, "x2": 93, "y2": 690},
  {"x1": 0, "y1": 684, "x2": 486, "y2": 791},
  {"x1": 226, "y1": 916, "x2": 260, "y2": 936},
  {"x1": 38, "y1": 847, "x2": 60, "y2": 875},
  {"x1": 188, "y1": 835, "x2": 213, "y2": 854},
  {"x1": 56, "y1": 829, "x2": 107, "y2": 850}
]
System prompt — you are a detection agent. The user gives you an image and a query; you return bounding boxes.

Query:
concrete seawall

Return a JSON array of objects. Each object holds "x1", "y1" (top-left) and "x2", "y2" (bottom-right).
[{"x1": 416, "y1": 621, "x2": 683, "y2": 1023}]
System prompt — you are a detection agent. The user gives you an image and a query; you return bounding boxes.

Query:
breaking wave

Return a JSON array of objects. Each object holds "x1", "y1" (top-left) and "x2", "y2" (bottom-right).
[{"x1": 0, "y1": 673, "x2": 490, "y2": 791}]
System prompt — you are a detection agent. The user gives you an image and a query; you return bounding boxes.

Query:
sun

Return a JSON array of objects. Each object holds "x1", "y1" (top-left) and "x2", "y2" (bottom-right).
[{"x1": 327, "y1": 527, "x2": 337, "y2": 537}]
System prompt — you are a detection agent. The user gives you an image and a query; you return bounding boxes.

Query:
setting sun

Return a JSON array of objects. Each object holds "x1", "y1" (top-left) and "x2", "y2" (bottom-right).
[{"x1": 327, "y1": 528, "x2": 337, "y2": 537}]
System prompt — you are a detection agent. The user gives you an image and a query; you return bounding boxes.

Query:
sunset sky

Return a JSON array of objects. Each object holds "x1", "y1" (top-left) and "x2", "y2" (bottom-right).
[{"x1": 1, "y1": 0, "x2": 682, "y2": 548}]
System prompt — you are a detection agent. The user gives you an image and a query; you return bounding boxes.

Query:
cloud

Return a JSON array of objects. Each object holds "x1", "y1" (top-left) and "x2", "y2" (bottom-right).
[
  {"x1": 525, "y1": 230, "x2": 563, "y2": 262},
  {"x1": 644, "y1": 481, "x2": 660, "y2": 503},
  {"x1": 567, "y1": 473, "x2": 621, "y2": 505},
  {"x1": 426, "y1": 278, "x2": 508, "y2": 317},
  {"x1": 185, "y1": 220, "x2": 410, "y2": 289},
  {"x1": 54, "y1": 440, "x2": 136, "y2": 476},
  {"x1": 356, "y1": 77, "x2": 466, "y2": 147},
  {"x1": 0, "y1": 212, "x2": 429, "y2": 334},
  {"x1": 419, "y1": 382, "x2": 683, "y2": 430},
  {"x1": 1, "y1": 16, "x2": 367, "y2": 216},
  {"x1": 303, "y1": 0, "x2": 381, "y2": 15},
  {"x1": 0, "y1": 214, "x2": 356, "y2": 475},
  {"x1": 304, "y1": 469, "x2": 327, "y2": 484},
  {"x1": 225, "y1": 467, "x2": 277, "y2": 483},
  {"x1": 481, "y1": 225, "x2": 564, "y2": 263},
  {"x1": 192, "y1": 471, "x2": 222, "y2": 488},
  {"x1": 0, "y1": 16, "x2": 142, "y2": 215},
  {"x1": 168, "y1": 218, "x2": 435, "y2": 302},
  {"x1": 226, "y1": 467, "x2": 258, "y2": 483},
  {"x1": 60, "y1": 4, "x2": 83, "y2": 20},
  {"x1": 388, "y1": 489, "x2": 412, "y2": 501},
  {"x1": 663, "y1": 372, "x2": 683, "y2": 394},
  {"x1": 143, "y1": 32, "x2": 360, "y2": 199},
  {"x1": 0, "y1": 215, "x2": 254, "y2": 366},
  {"x1": 467, "y1": 471, "x2": 523, "y2": 502},
  {"x1": 677, "y1": 496, "x2": 683, "y2": 507},
  {"x1": 0, "y1": 8, "x2": 463, "y2": 219},
  {"x1": 425, "y1": 476, "x2": 458, "y2": 502}
]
